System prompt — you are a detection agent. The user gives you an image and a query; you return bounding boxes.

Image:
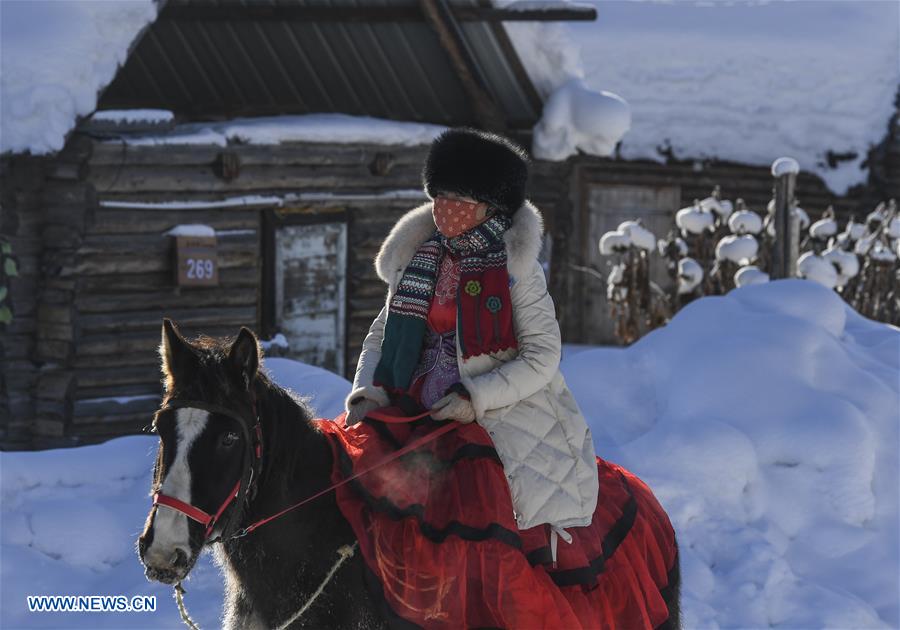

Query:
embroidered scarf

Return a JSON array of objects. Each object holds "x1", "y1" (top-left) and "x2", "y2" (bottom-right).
[{"x1": 374, "y1": 214, "x2": 517, "y2": 393}]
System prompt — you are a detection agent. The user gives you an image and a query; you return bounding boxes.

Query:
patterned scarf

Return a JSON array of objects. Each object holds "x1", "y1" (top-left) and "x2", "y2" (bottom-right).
[{"x1": 374, "y1": 214, "x2": 517, "y2": 393}]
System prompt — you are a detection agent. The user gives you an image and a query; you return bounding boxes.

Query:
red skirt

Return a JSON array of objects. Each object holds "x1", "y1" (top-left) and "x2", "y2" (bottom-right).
[{"x1": 317, "y1": 413, "x2": 678, "y2": 629}]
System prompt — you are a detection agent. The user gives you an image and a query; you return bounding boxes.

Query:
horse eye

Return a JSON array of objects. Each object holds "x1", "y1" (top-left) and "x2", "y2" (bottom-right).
[{"x1": 221, "y1": 431, "x2": 239, "y2": 447}]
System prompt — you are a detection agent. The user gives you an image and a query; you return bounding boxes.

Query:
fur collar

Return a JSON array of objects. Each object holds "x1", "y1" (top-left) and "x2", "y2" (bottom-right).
[{"x1": 375, "y1": 201, "x2": 544, "y2": 289}]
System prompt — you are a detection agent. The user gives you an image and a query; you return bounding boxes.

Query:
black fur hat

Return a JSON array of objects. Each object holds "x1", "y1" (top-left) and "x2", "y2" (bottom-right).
[{"x1": 423, "y1": 128, "x2": 529, "y2": 215}]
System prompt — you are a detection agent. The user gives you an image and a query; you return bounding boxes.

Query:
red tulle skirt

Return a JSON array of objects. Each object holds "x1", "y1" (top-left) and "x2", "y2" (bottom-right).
[{"x1": 317, "y1": 412, "x2": 678, "y2": 629}]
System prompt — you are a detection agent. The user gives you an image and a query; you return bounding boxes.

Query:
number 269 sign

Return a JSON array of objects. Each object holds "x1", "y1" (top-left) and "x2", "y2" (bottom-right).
[{"x1": 175, "y1": 236, "x2": 219, "y2": 287}]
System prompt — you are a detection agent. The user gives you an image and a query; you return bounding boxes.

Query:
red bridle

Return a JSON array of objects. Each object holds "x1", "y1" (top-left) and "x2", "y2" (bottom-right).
[
  {"x1": 151, "y1": 399, "x2": 263, "y2": 542},
  {"x1": 151, "y1": 405, "x2": 456, "y2": 543}
]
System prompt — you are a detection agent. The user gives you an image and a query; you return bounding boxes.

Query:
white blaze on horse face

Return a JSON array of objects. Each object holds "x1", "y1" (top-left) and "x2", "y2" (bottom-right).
[{"x1": 150, "y1": 408, "x2": 209, "y2": 555}]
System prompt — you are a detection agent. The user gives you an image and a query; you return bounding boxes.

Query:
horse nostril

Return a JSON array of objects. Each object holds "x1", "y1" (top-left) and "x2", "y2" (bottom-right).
[{"x1": 171, "y1": 547, "x2": 189, "y2": 568}]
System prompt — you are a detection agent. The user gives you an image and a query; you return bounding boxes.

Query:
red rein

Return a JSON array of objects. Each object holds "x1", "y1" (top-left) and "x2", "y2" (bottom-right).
[{"x1": 153, "y1": 409, "x2": 455, "y2": 541}]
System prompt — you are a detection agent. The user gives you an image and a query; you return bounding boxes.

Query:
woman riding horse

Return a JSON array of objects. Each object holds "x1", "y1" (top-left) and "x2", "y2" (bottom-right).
[{"x1": 139, "y1": 129, "x2": 680, "y2": 630}]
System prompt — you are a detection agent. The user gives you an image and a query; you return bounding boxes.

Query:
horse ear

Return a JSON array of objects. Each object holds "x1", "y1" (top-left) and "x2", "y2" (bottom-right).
[
  {"x1": 160, "y1": 319, "x2": 197, "y2": 391},
  {"x1": 228, "y1": 327, "x2": 260, "y2": 391}
]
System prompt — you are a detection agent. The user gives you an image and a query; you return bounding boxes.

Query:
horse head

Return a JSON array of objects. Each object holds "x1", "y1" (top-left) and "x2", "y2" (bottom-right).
[{"x1": 138, "y1": 319, "x2": 263, "y2": 585}]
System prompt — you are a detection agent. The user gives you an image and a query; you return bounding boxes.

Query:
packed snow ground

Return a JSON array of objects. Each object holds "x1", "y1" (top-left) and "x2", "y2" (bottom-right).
[
  {"x1": 2, "y1": 281, "x2": 898, "y2": 628},
  {"x1": 509, "y1": 0, "x2": 899, "y2": 193}
]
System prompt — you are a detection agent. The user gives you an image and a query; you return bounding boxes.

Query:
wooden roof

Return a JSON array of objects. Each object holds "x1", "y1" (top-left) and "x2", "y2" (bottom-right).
[{"x1": 97, "y1": 0, "x2": 597, "y2": 131}]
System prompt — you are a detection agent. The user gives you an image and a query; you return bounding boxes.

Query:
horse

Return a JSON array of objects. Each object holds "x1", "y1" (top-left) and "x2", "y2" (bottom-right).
[{"x1": 138, "y1": 320, "x2": 681, "y2": 629}]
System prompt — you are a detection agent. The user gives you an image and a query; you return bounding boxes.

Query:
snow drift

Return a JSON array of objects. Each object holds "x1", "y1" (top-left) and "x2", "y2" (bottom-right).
[
  {"x1": 564, "y1": 279, "x2": 899, "y2": 628},
  {"x1": 2, "y1": 281, "x2": 898, "y2": 627}
]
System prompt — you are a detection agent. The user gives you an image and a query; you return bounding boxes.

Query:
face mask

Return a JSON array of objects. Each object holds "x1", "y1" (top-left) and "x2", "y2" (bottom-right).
[{"x1": 433, "y1": 197, "x2": 487, "y2": 238}]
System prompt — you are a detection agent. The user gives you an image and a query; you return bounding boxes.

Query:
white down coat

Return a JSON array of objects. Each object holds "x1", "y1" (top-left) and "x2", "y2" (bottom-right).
[{"x1": 345, "y1": 201, "x2": 598, "y2": 530}]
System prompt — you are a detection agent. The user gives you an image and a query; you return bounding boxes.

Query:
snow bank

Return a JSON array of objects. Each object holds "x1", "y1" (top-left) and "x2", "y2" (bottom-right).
[
  {"x1": 533, "y1": 79, "x2": 631, "y2": 160},
  {"x1": 0, "y1": 359, "x2": 350, "y2": 629},
  {"x1": 116, "y1": 114, "x2": 445, "y2": 148},
  {"x1": 563, "y1": 280, "x2": 900, "y2": 628},
  {"x1": 0, "y1": 0, "x2": 157, "y2": 155},
  {"x1": 509, "y1": 0, "x2": 899, "y2": 193}
]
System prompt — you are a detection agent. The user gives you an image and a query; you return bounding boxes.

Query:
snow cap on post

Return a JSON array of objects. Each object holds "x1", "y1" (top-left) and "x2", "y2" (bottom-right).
[{"x1": 771, "y1": 157, "x2": 800, "y2": 177}]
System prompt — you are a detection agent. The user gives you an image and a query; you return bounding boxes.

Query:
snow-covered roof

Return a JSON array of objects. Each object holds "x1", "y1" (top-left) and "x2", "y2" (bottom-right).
[
  {"x1": 511, "y1": 0, "x2": 900, "y2": 194},
  {"x1": 103, "y1": 113, "x2": 445, "y2": 148},
  {"x1": 0, "y1": 0, "x2": 157, "y2": 155}
]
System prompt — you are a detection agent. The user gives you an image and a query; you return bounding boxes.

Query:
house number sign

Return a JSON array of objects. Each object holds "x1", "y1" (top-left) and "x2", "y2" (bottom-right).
[{"x1": 175, "y1": 235, "x2": 219, "y2": 287}]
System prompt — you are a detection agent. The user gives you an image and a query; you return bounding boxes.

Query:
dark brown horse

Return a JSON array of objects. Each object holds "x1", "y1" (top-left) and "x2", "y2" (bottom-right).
[{"x1": 138, "y1": 320, "x2": 681, "y2": 629}]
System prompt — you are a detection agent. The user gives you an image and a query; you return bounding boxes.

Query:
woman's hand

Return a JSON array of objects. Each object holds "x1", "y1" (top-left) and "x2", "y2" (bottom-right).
[
  {"x1": 347, "y1": 397, "x2": 382, "y2": 425},
  {"x1": 430, "y1": 392, "x2": 476, "y2": 423}
]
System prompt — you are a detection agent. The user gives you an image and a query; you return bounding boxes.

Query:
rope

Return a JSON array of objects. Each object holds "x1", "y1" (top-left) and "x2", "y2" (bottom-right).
[
  {"x1": 172, "y1": 542, "x2": 358, "y2": 630},
  {"x1": 174, "y1": 582, "x2": 201, "y2": 630},
  {"x1": 274, "y1": 541, "x2": 359, "y2": 630}
]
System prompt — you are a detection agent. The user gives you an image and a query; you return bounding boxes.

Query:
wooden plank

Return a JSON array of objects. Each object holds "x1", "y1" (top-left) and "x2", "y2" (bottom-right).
[
  {"x1": 89, "y1": 141, "x2": 429, "y2": 168},
  {"x1": 75, "y1": 353, "x2": 159, "y2": 369},
  {"x1": 79, "y1": 305, "x2": 256, "y2": 334},
  {"x1": 89, "y1": 164, "x2": 423, "y2": 194},
  {"x1": 63, "y1": 244, "x2": 258, "y2": 276},
  {"x1": 75, "y1": 287, "x2": 257, "y2": 313},
  {"x1": 76, "y1": 267, "x2": 258, "y2": 293},
  {"x1": 76, "y1": 365, "x2": 161, "y2": 389},
  {"x1": 89, "y1": 207, "x2": 259, "y2": 235},
  {"x1": 76, "y1": 382, "x2": 161, "y2": 401},
  {"x1": 72, "y1": 396, "x2": 159, "y2": 422},
  {"x1": 77, "y1": 325, "x2": 246, "y2": 357}
]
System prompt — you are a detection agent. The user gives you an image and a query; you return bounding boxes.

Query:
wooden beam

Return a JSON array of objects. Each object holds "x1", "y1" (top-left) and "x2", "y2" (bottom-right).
[
  {"x1": 418, "y1": 0, "x2": 507, "y2": 131},
  {"x1": 163, "y1": 3, "x2": 597, "y2": 23}
]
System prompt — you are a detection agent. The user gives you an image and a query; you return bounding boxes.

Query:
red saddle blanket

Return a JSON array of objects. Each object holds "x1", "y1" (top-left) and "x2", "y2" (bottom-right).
[{"x1": 317, "y1": 413, "x2": 678, "y2": 629}]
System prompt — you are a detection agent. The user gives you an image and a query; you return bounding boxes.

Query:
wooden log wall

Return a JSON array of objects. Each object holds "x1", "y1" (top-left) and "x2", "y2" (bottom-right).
[
  {"x1": 1, "y1": 156, "x2": 44, "y2": 447},
  {"x1": 57, "y1": 137, "x2": 430, "y2": 445}
]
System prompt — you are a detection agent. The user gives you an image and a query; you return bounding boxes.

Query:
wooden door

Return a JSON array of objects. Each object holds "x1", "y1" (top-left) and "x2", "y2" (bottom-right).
[
  {"x1": 584, "y1": 184, "x2": 680, "y2": 344},
  {"x1": 274, "y1": 222, "x2": 347, "y2": 375}
]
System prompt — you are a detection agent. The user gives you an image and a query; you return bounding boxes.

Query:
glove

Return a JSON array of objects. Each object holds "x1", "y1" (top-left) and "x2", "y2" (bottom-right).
[
  {"x1": 430, "y1": 392, "x2": 476, "y2": 423},
  {"x1": 347, "y1": 397, "x2": 382, "y2": 425}
]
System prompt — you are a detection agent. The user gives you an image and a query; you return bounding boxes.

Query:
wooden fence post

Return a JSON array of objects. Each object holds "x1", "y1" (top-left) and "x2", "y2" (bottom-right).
[{"x1": 771, "y1": 157, "x2": 800, "y2": 279}]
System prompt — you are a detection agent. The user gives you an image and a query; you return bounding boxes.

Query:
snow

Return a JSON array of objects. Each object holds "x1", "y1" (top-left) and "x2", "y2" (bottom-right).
[
  {"x1": 734, "y1": 265, "x2": 769, "y2": 287},
  {"x1": 598, "y1": 230, "x2": 630, "y2": 255},
  {"x1": 716, "y1": 235, "x2": 758, "y2": 265},
  {"x1": 676, "y1": 204, "x2": 714, "y2": 235},
  {"x1": 508, "y1": 1, "x2": 899, "y2": 194},
  {"x1": 771, "y1": 157, "x2": 801, "y2": 178},
  {"x1": 728, "y1": 210, "x2": 763, "y2": 236},
  {"x1": 115, "y1": 114, "x2": 445, "y2": 148},
  {"x1": 260, "y1": 333, "x2": 290, "y2": 352},
  {"x1": 100, "y1": 195, "x2": 284, "y2": 211},
  {"x1": 0, "y1": 0, "x2": 158, "y2": 155},
  {"x1": 90, "y1": 109, "x2": 174, "y2": 124},
  {"x1": 810, "y1": 217, "x2": 839, "y2": 240},
  {"x1": 99, "y1": 190, "x2": 427, "y2": 211},
  {"x1": 163, "y1": 224, "x2": 215, "y2": 238},
  {"x1": 823, "y1": 247, "x2": 860, "y2": 286},
  {"x1": 563, "y1": 280, "x2": 900, "y2": 627},
  {"x1": 3, "y1": 283, "x2": 898, "y2": 627},
  {"x1": 533, "y1": 79, "x2": 631, "y2": 160},
  {"x1": 617, "y1": 220, "x2": 656, "y2": 251},
  {"x1": 677, "y1": 257, "x2": 703, "y2": 294},
  {"x1": 798, "y1": 252, "x2": 839, "y2": 289}
]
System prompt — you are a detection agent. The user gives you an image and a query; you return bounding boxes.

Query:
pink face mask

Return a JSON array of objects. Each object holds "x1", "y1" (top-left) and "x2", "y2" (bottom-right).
[{"x1": 432, "y1": 197, "x2": 486, "y2": 238}]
